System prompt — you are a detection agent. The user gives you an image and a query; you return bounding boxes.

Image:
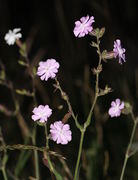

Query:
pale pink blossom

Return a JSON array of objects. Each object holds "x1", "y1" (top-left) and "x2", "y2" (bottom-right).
[
  {"x1": 32, "y1": 105, "x2": 52, "y2": 123},
  {"x1": 108, "y1": 99, "x2": 124, "y2": 117},
  {"x1": 73, "y1": 15, "x2": 95, "y2": 37},
  {"x1": 37, "y1": 59, "x2": 60, "y2": 81},
  {"x1": 113, "y1": 39, "x2": 126, "y2": 64},
  {"x1": 4, "y1": 28, "x2": 22, "y2": 45},
  {"x1": 50, "y1": 121, "x2": 72, "y2": 144}
]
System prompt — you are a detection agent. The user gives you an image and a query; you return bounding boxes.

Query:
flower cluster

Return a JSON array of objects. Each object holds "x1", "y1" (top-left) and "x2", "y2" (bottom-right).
[
  {"x1": 73, "y1": 16, "x2": 126, "y2": 64},
  {"x1": 4, "y1": 28, "x2": 22, "y2": 45},
  {"x1": 31, "y1": 58, "x2": 72, "y2": 144},
  {"x1": 31, "y1": 105, "x2": 72, "y2": 144},
  {"x1": 4, "y1": 16, "x2": 127, "y2": 146},
  {"x1": 108, "y1": 99, "x2": 124, "y2": 117}
]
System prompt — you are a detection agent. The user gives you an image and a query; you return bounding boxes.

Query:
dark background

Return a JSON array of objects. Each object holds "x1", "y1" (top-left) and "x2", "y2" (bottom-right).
[{"x1": 0, "y1": 0, "x2": 138, "y2": 179}]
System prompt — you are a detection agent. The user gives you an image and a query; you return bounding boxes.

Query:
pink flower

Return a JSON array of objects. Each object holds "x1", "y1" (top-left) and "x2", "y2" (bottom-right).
[
  {"x1": 113, "y1": 39, "x2": 126, "y2": 64},
  {"x1": 32, "y1": 105, "x2": 52, "y2": 123},
  {"x1": 108, "y1": 99, "x2": 124, "y2": 117},
  {"x1": 73, "y1": 15, "x2": 95, "y2": 37},
  {"x1": 50, "y1": 121, "x2": 72, "y2": 145},
  {"x1": 37, "y1": 59, "x2": 60, "y2": 81}
]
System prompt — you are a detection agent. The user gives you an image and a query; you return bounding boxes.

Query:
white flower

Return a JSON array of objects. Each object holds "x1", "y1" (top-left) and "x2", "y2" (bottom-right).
[{"x1": 4, "y1": 28, "x2": 22, "y2": 45}]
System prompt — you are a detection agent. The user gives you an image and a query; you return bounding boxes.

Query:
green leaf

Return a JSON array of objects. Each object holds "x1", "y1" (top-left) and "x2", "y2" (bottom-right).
[
  {"x1": 0, "y1": 70, "x2": 6, "y2": 80},
  {"x1": 2, "y1": 154, "x2": 8, "y2": 166},
  {"x1": 90, "y1": 41, "x2": 98, "y2": 48},
  {"x1": 19, "y1": 43, "x2": 27, "y2": 57},
  {"x1": 53, "y1": 169, "x2": 63, "y2": 180},
  {"x1": 16, "y1": 89, "x2": 34, "y2": 96},
  {"x1": 15, "y1": 150, "x2": 31, "y2": 176},
  {"x1": 21, "y1": 43, "x2": 26, "y2": 52},
  {"x1": 19, "y1": 49, "x2": 26, "y2": 57},
  {"x1": 32, "y1": 67, "x2": 36, "y2": 76},
  {"x1": 18, "y1": 60, "x2": 28, "y2": 67},
  {"x1": 129, "y1": 142, "x2": 138, "y2": 157}
]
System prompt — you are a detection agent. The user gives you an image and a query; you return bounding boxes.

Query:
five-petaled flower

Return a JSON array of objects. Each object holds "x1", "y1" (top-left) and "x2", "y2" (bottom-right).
[
  {"x1": 113, "y1": 39, "x2": 126, "y2": 64},
  {"x1": 32, "y1": 105, "x2": 52, "y2": 123},
  {"x1": 50, "y1": 121, "x2": 72, "y2": 144},
  {"x1": 37, "y1": 59, "x2": 60, "y2": 81},
  {"x1": 73, "y1": 15, "x2": 95, "y2": 37},
  {"x1": 4, "y1": 28, "x2": 22, "y2": 45},
  {"x1": 108, "y1": 99, "x2": 124, "y2": 117}
]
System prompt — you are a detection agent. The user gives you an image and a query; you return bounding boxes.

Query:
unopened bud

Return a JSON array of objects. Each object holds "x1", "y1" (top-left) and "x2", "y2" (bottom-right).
[
  {"x1": 122, "y1": 102, "x2": 132, "y2": 115},
  {"x1": 102, "y1": 50, "x2": 115, "y2": 61},
  {"x1": 98, "y1": 27, "x2": 105, "y2": 38},
  {"x1": 89, "y1": 28, "x2": 100, "y2": 37}
]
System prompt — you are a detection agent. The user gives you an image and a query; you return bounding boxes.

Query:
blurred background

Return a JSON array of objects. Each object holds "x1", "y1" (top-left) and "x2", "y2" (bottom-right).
[{"x1": 0, "y1": 0, "x2": 138, "y2": 179}]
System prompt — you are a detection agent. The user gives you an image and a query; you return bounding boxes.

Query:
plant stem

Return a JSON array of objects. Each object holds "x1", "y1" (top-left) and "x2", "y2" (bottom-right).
[
  {"x1": 44, "y1": 123, "x2": 54, "y2": 172},
  {"x1": 44, "y1": 124, "x2": 49, "y2": 149},
  {"x1": 74, "y1": 129, "x2": 85, "y2": 180},
  {"x1": 54, "y1": 78, "x2": 82, "y2": 130},
  {"x1": 2, "y1": 168, "x2": 8, "y2": 180},
  {"x1": 32, "y1": 124, "x2": 40, "y2": 180},
  {"x1": 44, "y1": 124, "x2": 63, "y2": 180},
  {"x1": 84, "y1": 36, "x2": 101, "y2": 128},
  {"x1": 120, "y1": 113, "x2": 138, "y2": 180},
  {"x1": 21, "y1": 43, "x2": 40, "y2": 180},
  {"x1": 74, "y1": 36, "x2": 103, "y2": 179}
]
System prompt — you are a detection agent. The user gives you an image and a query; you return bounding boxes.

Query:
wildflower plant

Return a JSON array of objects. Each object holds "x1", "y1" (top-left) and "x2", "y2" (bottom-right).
[{"x1": 0, "y1": 14, "x2": 138, "y2": 180}]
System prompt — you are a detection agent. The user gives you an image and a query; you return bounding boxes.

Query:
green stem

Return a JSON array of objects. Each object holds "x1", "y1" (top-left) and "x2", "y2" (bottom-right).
[
  {"x1": 0, "y1": 144, "x2": 46, "y2": 152},
  {"x1": 44, "y1": 124, "x2": 53, "y2": 170},
  {"x1": 84, "y1": 36, "x2": 101, "y2": 128},
  {"x1": 44, "y1": 124, "x2": 49, "y2": 149},
  {"x1": 74, "y1": 36, "x2": 103, "y2": 179},
  {"x1": 22, "y1": 45, "x2": 40, "y2": 179},
  {"x1": 2, "y1": 168, "x2": 8, "y2": 180},
  {"x1": 44, "y1": 124, "x2": 63, "y2": 180},
  {"x1": 32, "y1": 124, "x2": 40, "y2": 180},
  {"x1": 54, "y1": 78, "x2": 82, "y2": 130},
  {"x1": 120, "y1": 113, "x2": 138, "y2": 180},
  {"x1": 74, "y1": 129, "x2": 85, "y2": 180}
]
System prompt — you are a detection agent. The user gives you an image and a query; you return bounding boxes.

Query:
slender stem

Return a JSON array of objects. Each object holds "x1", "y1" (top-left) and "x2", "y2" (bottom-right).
[
  {"x1": 20, "y1": 43, "x2": 40, "y2": 179},
  {"x1": 32, "y1": 124, "x2": 40, "y2": 180},
  {"x1": 44, "y1": 124, "x2": 49, "y2": 149},
  {"x1": 44, "y1": 123, "x2": 54, "y2": 171},
  {"x1": 44, "y1": 124, "x2": 62, "y2": 180},
  {"x1": 0, "y1": 144, "x2": 46, "y2": 152},
  {"x1": 44, "y1": 125, "x2": 54, "y2": 172},
  {"x1": 54, "y1": 78, "x2": 82, "y2": 130},
  {"x1": 120, "y1": 113, "x2": 138, "y2": 180},
  {"x1": 74, "y1": 36, "x2": 103, "y2": 179},
  {"x1": 84, "y1": 36, "x2": 101, "y2": 128},
  {"x1": 74, "y1": 130, "x2": 85, "y2": 180},
  {"x1": 2, "y1": 168, "x2": 8, "y2": 180},
  {"x1": 0, "y1": 126, "x2": 8, "y2": 180}
]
